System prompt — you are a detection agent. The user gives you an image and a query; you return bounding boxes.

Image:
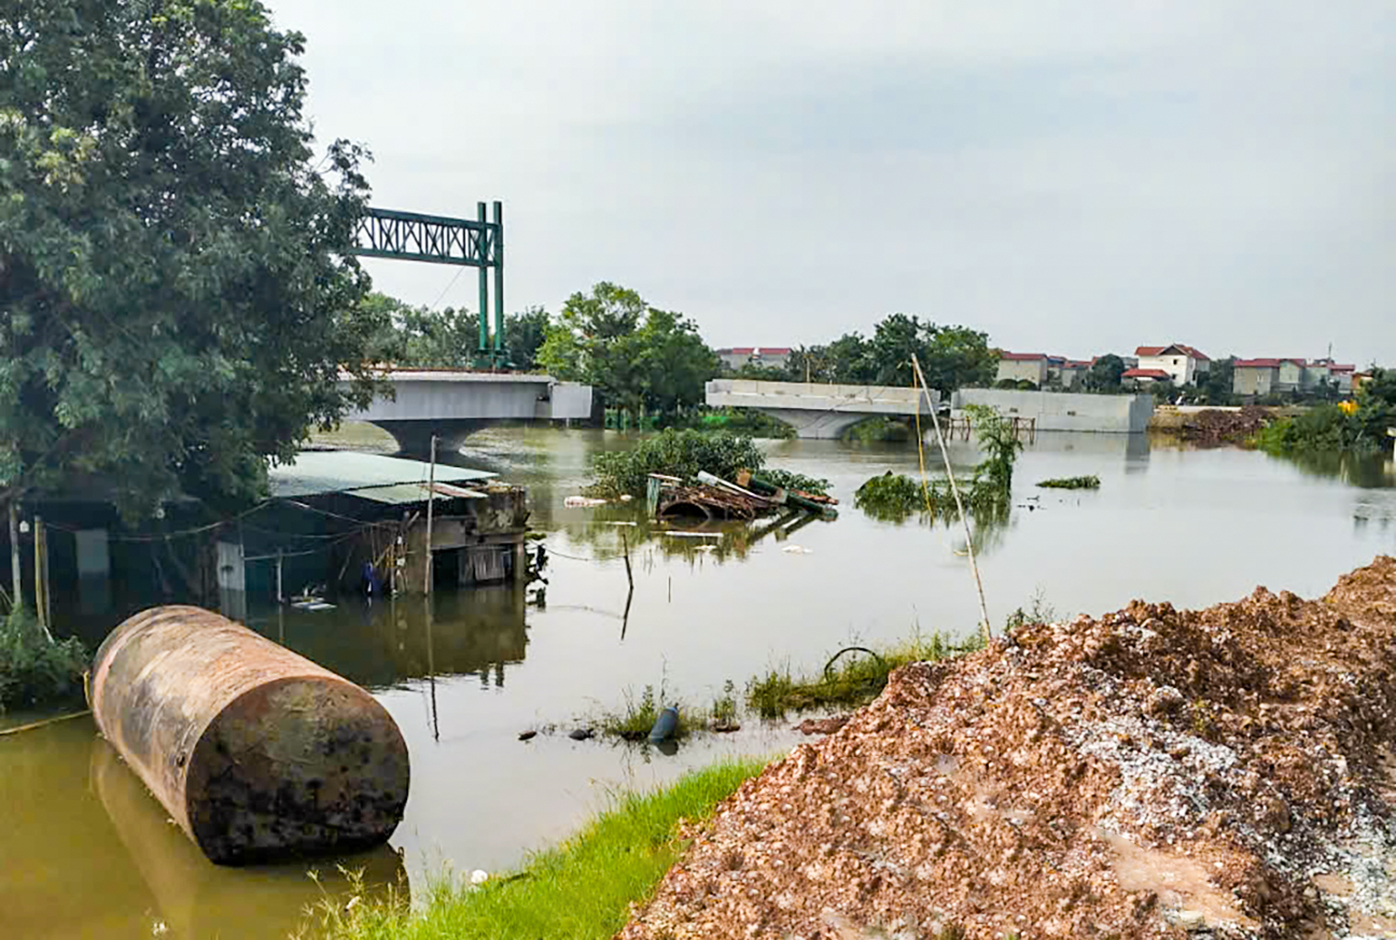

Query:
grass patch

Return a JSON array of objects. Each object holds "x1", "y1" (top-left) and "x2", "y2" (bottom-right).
[
  {"x1": 1035, "y1": 475, "x2": 1100, "y2": 490},
  {"x1": 0, "y1": 608, "x2": 88, "y2": 714},
  {"x1": 302, "y1": 759, "x2": 769, "y2": 940},
  {"x1": 747, "y1": 632, "x2": 982, "y2": 719},
  {"x1": 593, "y1": 685, "x2": 700, "y2": 742}
]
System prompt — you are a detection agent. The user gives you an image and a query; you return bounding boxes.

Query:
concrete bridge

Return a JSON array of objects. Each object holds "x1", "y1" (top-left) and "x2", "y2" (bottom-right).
[
  {"x1": 705, "y1": 379, "x2": 940, "y2": 440},
  {"x1": 343, "y1": 370, "x2": 592, "y2": 456}
]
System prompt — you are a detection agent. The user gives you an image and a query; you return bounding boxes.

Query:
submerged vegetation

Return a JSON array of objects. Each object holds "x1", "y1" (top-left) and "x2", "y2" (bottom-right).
[
  {"x1": 747, "y1": 632, "x2": 983, "y2": 718},
  {"x1": 0, "y1": 608, "x2": 88, "y2": 714},
  {"x1": 1036, "y1": 475, "x2": 1101, "y2": 490},
  {"x1": 304, "y1": 759, "x2": 768, "y2": 940},
  {"x1": 854, "y1": 405, "x2": 1023, "y2": 523},
  {"x1": 587, "y1": 429, "x2": 830, "y2": 499}
]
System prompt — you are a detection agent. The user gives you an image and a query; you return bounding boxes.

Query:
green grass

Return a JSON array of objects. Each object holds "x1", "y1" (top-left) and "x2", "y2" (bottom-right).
[
  {"x1": 747, "y1": 632, "x2": 982, "y2": 719},
  {"x1": 1035, "y1": 474, "x2": 1101, "y2": 490},
  {"x1": 302, "y1": 759, "x2": 769, "y2": 940}
]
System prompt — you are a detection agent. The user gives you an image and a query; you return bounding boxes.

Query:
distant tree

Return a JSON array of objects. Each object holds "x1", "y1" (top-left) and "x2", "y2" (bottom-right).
[
  {"x1": 863, "y1": 315, "x2": 995, "y2": 393},
  {"x1": 1085, "y1": 355, "x2": 1126, "y2": 392},
  {"x1": 536, "y1": 282, "x2": 717, "y2": 417},
  {"x1": 1187, "y1": 356, "x2": 1237, "y2": 405},
  {"x1": 735, "y1": 363, "x2": 795, "y2": 382},
  {"x1": 995, "y1": 378, "x2": 1021, "y2": 390},
  {"x1": 505, "y1": 306, "x2": 551, "y2": 371},
  {"x1": 0, "y1": 0, "x2": 386, "y2": 518}
]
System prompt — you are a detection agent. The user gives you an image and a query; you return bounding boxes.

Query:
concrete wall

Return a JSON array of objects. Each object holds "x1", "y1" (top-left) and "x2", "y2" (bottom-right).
[{"x1": 951, "y1": 389, "x2": 1153, "y2": 433}]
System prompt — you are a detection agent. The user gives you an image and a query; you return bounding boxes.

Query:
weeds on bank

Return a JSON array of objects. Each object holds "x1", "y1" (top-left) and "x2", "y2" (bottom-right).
[
  {"x1": 0, "y1": 607, "x2": 88, "y2": 714},
  {"x1": 301, "y1": 759, "x2": 770, "y2": 940},
  {"x1": 747, "y1": 632, "x2": 984, "y2": 719},
  {"x1": 595, "y1": 685, "x2": 700, "y2": 742},
  {"x1": 1035, "y1": 474, "x2": 1100, "y2": 490}
]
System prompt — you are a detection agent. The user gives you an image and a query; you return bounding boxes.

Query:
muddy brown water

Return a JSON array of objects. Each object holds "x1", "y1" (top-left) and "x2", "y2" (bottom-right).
[{"x1": 2, "y1": 428, "x2": 1393, "y2": 939}]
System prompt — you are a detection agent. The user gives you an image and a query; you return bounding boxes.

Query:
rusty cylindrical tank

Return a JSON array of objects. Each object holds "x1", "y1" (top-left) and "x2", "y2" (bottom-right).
[{"x1": 92, "y1": 606, "x2": 410, "y2": 866}]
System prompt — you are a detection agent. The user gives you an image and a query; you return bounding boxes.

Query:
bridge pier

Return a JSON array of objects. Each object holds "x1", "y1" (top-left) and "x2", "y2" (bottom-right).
[
  {"x1": 371, "y1": 420, "x2": 489, "y2": 461},
  {"x1": 745, "y1": 409, "x2": 873, "y2": 441}
]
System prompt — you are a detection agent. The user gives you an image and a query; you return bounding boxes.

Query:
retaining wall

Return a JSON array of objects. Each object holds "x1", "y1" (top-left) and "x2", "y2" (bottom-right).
[{"x1": 951, "y1": 389, "x2": 1153, "y2": 433}]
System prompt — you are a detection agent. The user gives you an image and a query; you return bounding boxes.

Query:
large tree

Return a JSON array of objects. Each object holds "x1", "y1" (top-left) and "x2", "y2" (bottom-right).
[
  {"x1": 865, "y1": 315, "x2": 996, "y2": 392},
  {"x1": 536, "y1": 282, "x2": 717, "y2": 417},
  {"x1": 0, "y1": 0, "x2": 386, "y2": 518}
]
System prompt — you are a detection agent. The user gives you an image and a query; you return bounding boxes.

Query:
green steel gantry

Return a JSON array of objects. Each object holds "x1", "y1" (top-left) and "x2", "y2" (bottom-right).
[{"x1": 352, "y1": 202, "x2": 506, "y2": 368}]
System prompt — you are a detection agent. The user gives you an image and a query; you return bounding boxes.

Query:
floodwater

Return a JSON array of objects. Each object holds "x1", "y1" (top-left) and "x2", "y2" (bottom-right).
[{"x1": 3, "y1": 428, "x2": 1394, "y2": 939}]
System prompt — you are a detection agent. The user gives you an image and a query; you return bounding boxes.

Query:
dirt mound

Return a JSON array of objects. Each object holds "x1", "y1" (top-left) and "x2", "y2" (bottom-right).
[
  {"x1": 1175, "y1": 406, "x2": 1274, "y2": 446},
  {"x1": 621, "y1": 558, "x2": 1396, "y2": 939}
]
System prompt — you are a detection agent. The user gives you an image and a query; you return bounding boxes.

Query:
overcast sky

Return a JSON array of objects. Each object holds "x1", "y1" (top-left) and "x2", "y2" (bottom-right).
[{"x1": 268, "y1": 1, "x2": 1392, "y2": 365}]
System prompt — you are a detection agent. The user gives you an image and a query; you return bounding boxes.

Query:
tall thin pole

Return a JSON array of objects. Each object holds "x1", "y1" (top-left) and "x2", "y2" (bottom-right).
[
  {"x1": 911, "y1": 354, "x2": 992, "y2": 644},
  {"x1": 492, "y1": 201, "x2": 504, "y2": 364},
  {"x1": 477, "y1": 202, "x2": 489, "y2": 357},
  {"x1": 9, "y1": 500, "x2": 22, "y2": 615},
  {"x1": 424, "y1": 435, "x2": 437, "y2": 594}
]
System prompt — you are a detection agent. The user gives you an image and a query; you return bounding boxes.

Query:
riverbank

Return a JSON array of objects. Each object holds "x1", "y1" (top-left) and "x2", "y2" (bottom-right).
[
  {"x1": 622, "y1": 557, "x2": 1396, "y2": 939},
  {"x1": 306, "y1": 758, "x2": 767, "y2": 940}
]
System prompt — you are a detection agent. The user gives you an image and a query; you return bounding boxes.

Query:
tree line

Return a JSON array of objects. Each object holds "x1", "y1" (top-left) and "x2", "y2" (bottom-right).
[{"x1": 371, "y1": 284, "x2": 1001, "y2": 422}]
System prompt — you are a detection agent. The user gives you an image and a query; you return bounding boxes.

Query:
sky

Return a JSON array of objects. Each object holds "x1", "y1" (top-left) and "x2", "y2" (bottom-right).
[{"x1": 267, "y1": 1, "x2": 1393, "y2": 365}]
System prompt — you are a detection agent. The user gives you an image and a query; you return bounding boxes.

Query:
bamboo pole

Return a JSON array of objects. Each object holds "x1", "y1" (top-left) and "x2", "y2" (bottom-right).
[
  {"x1": 424, "y1": 435, "x2": 437, "y2": 594},
  {"x1": 8, "y1": 501, "x2": 21, "y2": 615},
  {"x1": 910, "y1": 355, "x2": 992, "y2": 644}
]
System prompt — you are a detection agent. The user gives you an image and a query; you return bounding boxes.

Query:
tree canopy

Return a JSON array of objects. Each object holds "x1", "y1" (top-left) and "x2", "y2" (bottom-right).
[
  {"x1": 787, "y1": 316, "x2": 994, "y2": 393},
  {"x1": 0, "y1": 0, "x2": 387, "y2": 517},
  {"x1": 536, "y1": 282, "x2": 718, "y2": 416}
]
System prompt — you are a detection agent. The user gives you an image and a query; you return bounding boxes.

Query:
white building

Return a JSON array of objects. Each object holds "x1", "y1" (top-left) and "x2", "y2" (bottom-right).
[
  {"x1": 717, "y1": 347, "x2": 793, "y2": 372},
  {"x1": 1134, "y1": 344, "x2": 1211, "y2": 386}
]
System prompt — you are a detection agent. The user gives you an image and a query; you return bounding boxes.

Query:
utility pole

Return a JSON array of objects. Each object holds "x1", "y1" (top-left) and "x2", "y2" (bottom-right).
[
  {"x1": 424, "y1": 435, "x2": 437, "y2": 594},
  {"x1": 8, "y1": 500, "x2": 22, "y2": 614}
]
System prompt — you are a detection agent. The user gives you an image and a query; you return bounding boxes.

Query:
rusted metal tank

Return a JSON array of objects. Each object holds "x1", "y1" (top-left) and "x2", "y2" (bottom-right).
[{"x1": 92, "y1": 606, "x2": 409, "y2": 866}]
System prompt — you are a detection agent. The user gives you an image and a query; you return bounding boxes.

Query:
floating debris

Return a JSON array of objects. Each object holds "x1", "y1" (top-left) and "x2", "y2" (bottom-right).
[{"x1": 564, "y1": 495, "x2": 609, "y2": 508}]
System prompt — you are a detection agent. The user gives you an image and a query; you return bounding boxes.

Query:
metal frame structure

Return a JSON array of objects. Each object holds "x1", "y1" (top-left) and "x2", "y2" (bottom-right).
[{"x1": 352, "y1": 202, "x2": 506, "y2": 367}]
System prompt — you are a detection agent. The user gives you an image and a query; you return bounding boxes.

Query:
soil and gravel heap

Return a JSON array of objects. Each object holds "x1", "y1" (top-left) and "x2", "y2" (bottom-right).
[
  {"x1": 622, "y1": 558, "x2": 1396, "y2": 939},
  {"x1": 1175, "y1": 406, "x2": 1274, "y2": 447}
]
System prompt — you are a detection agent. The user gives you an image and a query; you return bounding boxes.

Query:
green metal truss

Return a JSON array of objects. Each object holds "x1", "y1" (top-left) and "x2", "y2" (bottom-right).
[{"x1": 352, "y1": 202, "x2": 507, "y2": 366}]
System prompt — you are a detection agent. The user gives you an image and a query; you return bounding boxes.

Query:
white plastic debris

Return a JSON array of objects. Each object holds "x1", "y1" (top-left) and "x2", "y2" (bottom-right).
[
  {"x1": 564, "y1": 496, "x2": 608, "y2": 508},
  {"x1": 470, "y1": 869, "x2": 490, "y2": 885}
]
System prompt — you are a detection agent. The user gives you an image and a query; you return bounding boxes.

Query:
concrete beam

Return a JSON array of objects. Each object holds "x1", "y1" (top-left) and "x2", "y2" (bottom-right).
[{"x1": 705, "y1": 379, "x2": 938, "y2": 440}]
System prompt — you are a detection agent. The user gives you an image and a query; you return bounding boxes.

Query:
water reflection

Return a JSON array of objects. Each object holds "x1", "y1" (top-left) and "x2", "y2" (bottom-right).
[
  {"x1": 244, "y1": 584, "x2": 528, "y2": 691},
  {"x1": 90, "y1": 739, "x2": 407, "y2": 939},
  {"x1": 1278, "y1": 450, "x2": 1395, "y2": 489},
  {"x1": 0, "y1": 721, "x2": 403, "y2": 940}
]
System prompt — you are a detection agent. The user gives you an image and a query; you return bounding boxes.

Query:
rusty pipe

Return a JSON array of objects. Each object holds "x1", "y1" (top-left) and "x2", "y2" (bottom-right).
[{"x1": 92, "y1": 606, "x2": 409, "y2": 866}]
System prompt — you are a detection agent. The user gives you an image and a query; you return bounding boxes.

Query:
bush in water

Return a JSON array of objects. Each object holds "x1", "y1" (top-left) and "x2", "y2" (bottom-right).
[
  {"x1": 587, "y1": 430, "x2": 766, "y2": 498},
  {"x1": 0, "y1": 608, "x2": 88, "y2": 713}
]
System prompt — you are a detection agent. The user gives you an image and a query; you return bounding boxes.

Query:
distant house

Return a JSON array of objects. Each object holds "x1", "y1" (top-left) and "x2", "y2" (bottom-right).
[
  {"x1": 995, "y1": 352, "x2": 1051, "y2": 386},
  {"x1": 717, "y1": 347, "x2": 792, "y2": 372},
  {"x1": 1232, "y1": 359, "x2": 1284, "y2": 397},
  {"x1": 1134, "y1": 345, "x2": 1211, "y2": 385},
  {"x1": 1233, "y1": 358, "x2": 1357, "y2": 398},
  {"x1": 1120, "y1": 368, "x2": 1173, "y2": 385},
  {"x1": 1059, "y1": 359, "x2": 1093, "y2": 389}
]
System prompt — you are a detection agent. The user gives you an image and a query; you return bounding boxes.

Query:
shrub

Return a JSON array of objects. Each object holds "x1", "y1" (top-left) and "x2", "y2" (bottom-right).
[
  {"x1": 1036, "y1": 475, "x2": 1101, "y2": 490},
  {"x1": 0, "y1": 608, "x2": 88, "y2": 713},
  {"x1": 588, "y1": 429, "x2": 766, "y2": 498}
]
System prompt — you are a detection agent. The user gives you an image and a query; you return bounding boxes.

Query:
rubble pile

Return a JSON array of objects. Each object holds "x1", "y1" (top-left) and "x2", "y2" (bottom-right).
[
  {"x1": 1175, "y1": 406, "x2": 1274, "y2": 446},
  {"x1": 622, "y1": 558, "x2": 1396, "y2": 939}
]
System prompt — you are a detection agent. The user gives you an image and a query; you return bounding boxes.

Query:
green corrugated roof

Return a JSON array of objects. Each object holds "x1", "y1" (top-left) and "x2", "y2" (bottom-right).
[{"x1": 269, "y1": 451, "x2": 496, "y2": 498}]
